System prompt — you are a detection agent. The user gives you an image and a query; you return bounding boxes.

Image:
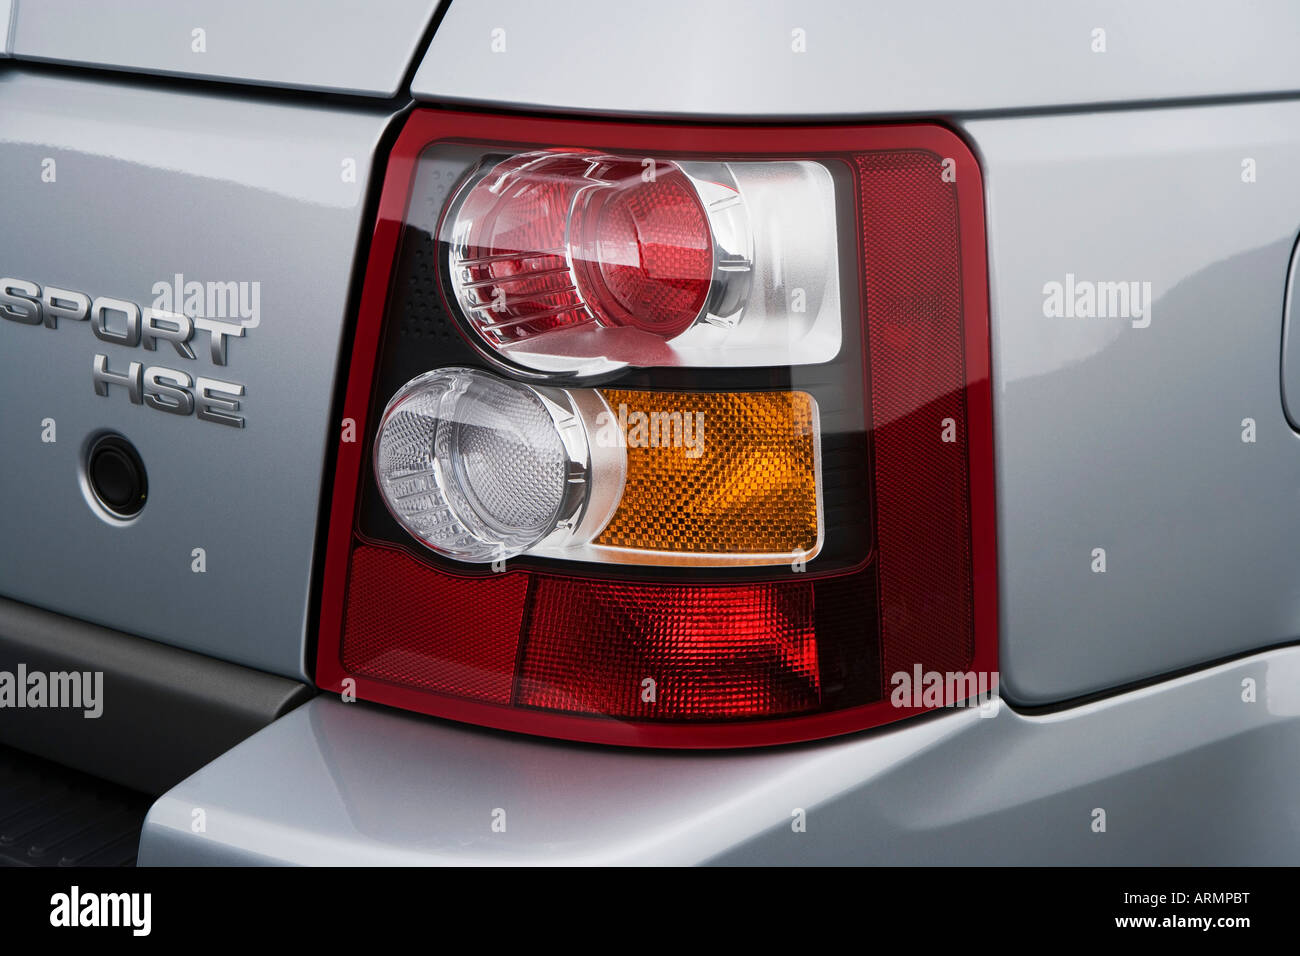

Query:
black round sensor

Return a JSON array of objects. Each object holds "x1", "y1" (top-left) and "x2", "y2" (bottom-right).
[{"x1": 87, "y1": 434, "x2": 147, "y2": 518}]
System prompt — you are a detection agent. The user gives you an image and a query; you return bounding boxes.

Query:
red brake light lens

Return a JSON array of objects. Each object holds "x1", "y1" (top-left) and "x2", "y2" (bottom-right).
[
  {"x1": 451, "y1": 151, "x2": 714, "y2": 343},
  {"x1": 445, "y1": 149, "x2": 841, "y2": 376},
  {"x1": 570, "y1": 160, "x2": 713, "y2": 336},
  {"x1": 316, "y1": 111, "x2": 996, "y2": 748}
]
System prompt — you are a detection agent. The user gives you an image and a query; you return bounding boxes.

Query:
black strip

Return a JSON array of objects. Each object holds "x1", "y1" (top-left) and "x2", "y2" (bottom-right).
[
  {"x1": 1010, "y1": 639, "x2": 1300, "y2": 715},
  {"x1": 409, "y1": 88, "x2": 1300, "y2": 125},
  {"x1": 3, "y1": 57, "x2": 411, "y2": 109},
  {"x1": 399, "y1": 0, "x2": 453, "y2": 98},
  {"x1": 0, "y1": 597, "x2": 314, "y2": 795}
]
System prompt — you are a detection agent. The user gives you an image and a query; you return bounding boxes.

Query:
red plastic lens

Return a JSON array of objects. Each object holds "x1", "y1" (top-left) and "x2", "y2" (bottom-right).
[
  {"x1": 338, "y1": 545, "x2": 866, "y2": 736},
  {"x1": 517, "y1": 576, "x2": 817, "y2": 719},
  {"x1": 859, "y1": 151, "x2": 979, "y2": 678},
  {"x1": 342, "y1": 546, "x2": 527, "y2": 704},
  {"x1": 570, "y1": 162, "x2": 712, "y2": 336},
  {"x1": 449, "y1": 151, "x2": 712, "y2": 345}
]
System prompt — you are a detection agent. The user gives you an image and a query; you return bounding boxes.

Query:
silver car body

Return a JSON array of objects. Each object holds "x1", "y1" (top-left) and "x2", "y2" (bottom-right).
[{"x1": 0, "y1": 0, "x2": 1297, "y2": 864}]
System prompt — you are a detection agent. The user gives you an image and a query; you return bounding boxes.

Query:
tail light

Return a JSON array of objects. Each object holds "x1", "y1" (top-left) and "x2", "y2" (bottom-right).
[
  {"x1": 316, "y1": 111, "x2": 996, "y2": 748},
  {"x1": 442, "y1": 149, "x2": 840, "y2": 374}
]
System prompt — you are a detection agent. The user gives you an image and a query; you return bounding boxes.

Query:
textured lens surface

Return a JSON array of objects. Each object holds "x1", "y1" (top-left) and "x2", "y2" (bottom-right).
[
  {"x1": 574, "y1": 166, "x2": 713, "y2": 336},
  {"x1": 448, "y1": 151, "x2": 712, "y2": 351},
  {"x1": 594, "y1": 389, "x2": 820, "y2": 557},
  {"x1": 338, "y1": 546, "x2": 850, "y2": 721},
  {"x1": 448, "y1": 380, "x2": 567, "y2": 538},
  {"x1": 518, "y1": 577, "x2": 819, "y2": 719},
  {"x1": 450, "y1": 152, "x2": 596, "y2": 344},
  {"x1": 857, "y1": 150, "x2": 975, "y2": 678},
  {"x1": 375, "y1": 369, "x2": 567, "y2": 561},
  {"x1": 343, "y1": 545, "x2": 528, "y2": 703}
]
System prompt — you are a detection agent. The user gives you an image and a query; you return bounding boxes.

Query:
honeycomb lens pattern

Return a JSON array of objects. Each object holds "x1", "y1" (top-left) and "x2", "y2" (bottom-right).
[
  {"x1": 342, "y1": 546, "x2": 527, "y2": 703},
  {"x1": 857, "y1": 151, "x2": 975, "y2": 677},
  {"x1": 374, "y1": 368, "x2": 568, "y2": 562},
  {"x1": 573, "y1": 165, "x2": 712, "y2": 336},
  {"x1": 594, "y1": 389, "x2": 819, "y2": 556},
  {"x1": 517, "y1": 577, "x2": 819, "y2": 719}
]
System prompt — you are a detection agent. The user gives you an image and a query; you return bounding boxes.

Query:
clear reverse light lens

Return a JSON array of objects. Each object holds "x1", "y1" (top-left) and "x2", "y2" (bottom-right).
[{"x1": 374, "y1": 368, "x2": 618, "y2": 563}]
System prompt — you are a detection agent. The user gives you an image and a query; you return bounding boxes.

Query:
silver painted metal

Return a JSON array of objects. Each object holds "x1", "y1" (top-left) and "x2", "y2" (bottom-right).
[
  {"x1": 138, "y1": 646, "x2": 1300, "y2": 865},
  {"x1": 965, "y1": 99, "x2": 1300, "y2": 705},
  {"x1": 0, "y1": 70, "x2": 399, "y2": 680},
  {"x1": 412, "y1": 0, "x2": 1300, "y2": 119},
  {"x1": 11, "y1": 0, "x2": 443, "y2": 97},
  {"x1": 8, "y1": 0, "x2": 1300, "y2": 866}
]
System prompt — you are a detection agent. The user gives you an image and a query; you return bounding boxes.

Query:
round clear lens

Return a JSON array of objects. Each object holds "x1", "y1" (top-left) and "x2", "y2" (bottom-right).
[{"x1": 374, "y1": 368, "x2": 571, "y2": 562}]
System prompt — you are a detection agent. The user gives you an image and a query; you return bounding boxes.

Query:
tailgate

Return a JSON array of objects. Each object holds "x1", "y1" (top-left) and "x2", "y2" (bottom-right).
[{"x1": 0, "y1": 69, "x2": 397, "y2": 679}]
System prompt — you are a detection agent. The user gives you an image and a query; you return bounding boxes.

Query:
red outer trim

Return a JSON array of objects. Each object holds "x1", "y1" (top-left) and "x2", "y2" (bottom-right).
[{"x1": 316, "y1": 110, "x2": 997, "y2": 749}]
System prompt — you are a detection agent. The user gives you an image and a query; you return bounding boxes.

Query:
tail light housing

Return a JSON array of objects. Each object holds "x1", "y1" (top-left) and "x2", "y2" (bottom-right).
[{"x1": 316, "y1": 111, "x2": 996, "y2": 748}]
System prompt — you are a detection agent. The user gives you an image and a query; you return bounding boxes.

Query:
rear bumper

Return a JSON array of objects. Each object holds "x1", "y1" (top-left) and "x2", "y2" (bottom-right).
[
  {"x1": 0, "y1": 597, "x2": 312, "y2": 796},
  {"x1": 139, "y1": 645, "x2": 1300, "y2": 865}
]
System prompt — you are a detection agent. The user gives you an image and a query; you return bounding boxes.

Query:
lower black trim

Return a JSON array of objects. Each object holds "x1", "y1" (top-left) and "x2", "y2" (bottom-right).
[
  {"x1": 0, "y1": 597, "x2": 314, "y2": 795},
  {"x1": 0, "y1": 744, "x2": 149, "y2": 867}
]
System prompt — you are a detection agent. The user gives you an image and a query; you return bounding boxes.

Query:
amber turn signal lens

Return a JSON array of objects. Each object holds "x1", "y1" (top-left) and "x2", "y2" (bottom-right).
[{"x1": 594, "y1": 389, "x2": 821, "y2": 559}]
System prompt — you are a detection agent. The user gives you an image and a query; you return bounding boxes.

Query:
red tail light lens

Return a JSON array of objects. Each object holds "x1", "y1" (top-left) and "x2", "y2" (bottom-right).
[
  {"x1": 316, "y1": 111, "x2": 996, "y2": 748},
  {"x1": 516, "y1": 576, "x2": 819, "y2": 720},
  {"x1": 445, "y1": 149, "x2": 840, "y2": 376},
  {"x1": 568, "y1": 160, "x2": 713, "y2": 335},
  {"x1": 451, "y1": 150, "x2": 714, "y2": 343}
]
